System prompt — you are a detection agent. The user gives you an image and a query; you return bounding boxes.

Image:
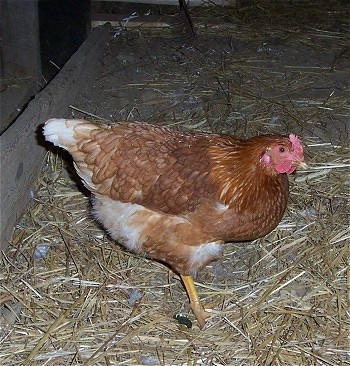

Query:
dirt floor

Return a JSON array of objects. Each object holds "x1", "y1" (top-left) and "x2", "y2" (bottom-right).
[
  {"x1": 1, "y1": 1, "x2": 349, "y2": 365},
  {"x1": 78, "y1": 1, "x2": 349, "y2": 144}
]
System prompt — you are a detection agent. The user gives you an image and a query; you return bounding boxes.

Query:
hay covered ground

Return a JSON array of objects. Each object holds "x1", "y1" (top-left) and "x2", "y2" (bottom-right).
[{"x1": 1, "y1": 1, "x2": 349, "y2": 365}]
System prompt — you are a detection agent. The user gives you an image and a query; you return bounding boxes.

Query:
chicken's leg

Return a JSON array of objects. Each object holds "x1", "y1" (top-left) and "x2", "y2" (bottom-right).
[{"x1": 181, "y1": 274, "x2": 210, "y2": 328}]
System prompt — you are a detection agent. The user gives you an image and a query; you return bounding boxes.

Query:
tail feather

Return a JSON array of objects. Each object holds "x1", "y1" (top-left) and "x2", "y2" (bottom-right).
[
  {"x1": 43, "y1": 118, "x2": 101, "y2": 192},
  {"x1": 43, "y1": 118, "x2": 97, "y2": 150}
]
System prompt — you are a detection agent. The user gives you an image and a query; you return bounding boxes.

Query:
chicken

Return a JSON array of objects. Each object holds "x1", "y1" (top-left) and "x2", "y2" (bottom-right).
[{"x1": 43, "y1": 118, "x2": 306, "y2": 328}]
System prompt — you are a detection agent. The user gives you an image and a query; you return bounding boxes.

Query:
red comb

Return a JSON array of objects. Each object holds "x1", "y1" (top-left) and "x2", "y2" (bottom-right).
[{"x1": 289, "y1": 134, "x2": 304, "y2": 156}]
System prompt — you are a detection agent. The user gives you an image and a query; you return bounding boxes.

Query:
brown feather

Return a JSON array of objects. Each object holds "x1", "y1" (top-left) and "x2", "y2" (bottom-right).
[{"x1": 43, "y1": 119, "x2": 303, "y2": 275}]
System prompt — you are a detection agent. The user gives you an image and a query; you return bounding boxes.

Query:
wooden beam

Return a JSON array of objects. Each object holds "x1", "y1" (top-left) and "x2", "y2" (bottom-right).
[
  {"x1": 0, "y1": 23, "x2": 111, "y2": 252},
  {"x1": 0, "y1": 0, "x2": 42, "y2": 133},
  {"x1": 91, "y1": 0, "x2": 234, "y2": 5}
]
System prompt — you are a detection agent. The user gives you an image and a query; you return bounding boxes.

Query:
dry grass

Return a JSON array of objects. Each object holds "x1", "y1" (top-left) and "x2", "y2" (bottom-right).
[{"x1": 1, "y1": 1, "x2": 349, "y2": 365}]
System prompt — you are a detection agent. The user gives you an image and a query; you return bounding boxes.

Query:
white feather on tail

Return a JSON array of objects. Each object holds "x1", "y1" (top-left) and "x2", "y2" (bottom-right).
[
  {"x1": 43, "y1": 118, "x2": 96, "y2": 149},
  {"x1": 43, "y1": 118, "x2": 100, "y2": 192}
]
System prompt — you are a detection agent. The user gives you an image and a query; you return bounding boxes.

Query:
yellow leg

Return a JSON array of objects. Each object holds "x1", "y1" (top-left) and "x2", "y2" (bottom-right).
[{"x1": 180, "y1": 274, "x2": 210, "y2": 328}]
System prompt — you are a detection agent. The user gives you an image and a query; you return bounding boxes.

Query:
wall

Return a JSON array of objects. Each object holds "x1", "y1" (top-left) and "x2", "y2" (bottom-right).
[{"x1": 0, "y1": 24, "x2": 111, "y2": 253}]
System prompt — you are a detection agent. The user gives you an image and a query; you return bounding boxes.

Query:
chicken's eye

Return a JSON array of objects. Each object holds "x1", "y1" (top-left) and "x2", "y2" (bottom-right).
[{"x1": 279, "y1": 147, "x2": 285, "y2": 153}]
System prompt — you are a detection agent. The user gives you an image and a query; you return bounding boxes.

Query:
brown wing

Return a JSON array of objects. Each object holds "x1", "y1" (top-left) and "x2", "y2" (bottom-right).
[{"x1": 74, "y1": 122, "x2": 219, "y2": 214}]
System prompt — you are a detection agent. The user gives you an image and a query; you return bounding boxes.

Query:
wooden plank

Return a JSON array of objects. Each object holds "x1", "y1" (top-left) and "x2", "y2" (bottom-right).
[
  {"x1": 92, "y1": 14, "x2": 172, "y2": 29},
  {"x1": 91, "y1": 0, "x2": 234, "y2": 5},
  {"x1": 0, "y1": 23, "x2": 111, "y2": 252},
  {"x1": 0, "y1": 0, "x2": 42, "y2": 133}
]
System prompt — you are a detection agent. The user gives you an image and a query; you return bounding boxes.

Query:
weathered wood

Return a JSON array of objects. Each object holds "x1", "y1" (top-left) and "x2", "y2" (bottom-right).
[
  {"x1": 91, "y1": 0, "x2": 234, "y2": 5},
  {"x1": 0, "y1": 23, "x2": 111, "y2": 252},
  {"x1": 0, "y1": 0, "x2": 42, "y2": 133}
]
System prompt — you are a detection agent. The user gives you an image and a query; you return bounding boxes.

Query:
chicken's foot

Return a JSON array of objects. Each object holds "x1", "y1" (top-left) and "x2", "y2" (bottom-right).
[{"x1": 180, "y1": 274, "x2": 210, "y2": 328}]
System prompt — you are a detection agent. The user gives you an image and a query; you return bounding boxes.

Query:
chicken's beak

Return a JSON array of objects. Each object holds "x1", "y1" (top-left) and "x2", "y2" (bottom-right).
[{"x1": 296, "y1": 160, "x2": 308, "y2": 169}]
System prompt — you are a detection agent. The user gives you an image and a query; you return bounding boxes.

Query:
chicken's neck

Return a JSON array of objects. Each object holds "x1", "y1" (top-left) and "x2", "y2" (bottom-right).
[{"x1": 209, "y1": 139, "x2": 289, "y2": 212}]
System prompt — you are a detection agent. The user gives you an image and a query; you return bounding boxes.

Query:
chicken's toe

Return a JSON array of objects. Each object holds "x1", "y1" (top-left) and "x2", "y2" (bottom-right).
[{"x1": 190, "y1": 302, "x2": 211, "y2": 328}]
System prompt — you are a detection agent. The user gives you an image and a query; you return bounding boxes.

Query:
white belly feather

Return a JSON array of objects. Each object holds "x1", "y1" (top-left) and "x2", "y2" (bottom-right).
[{"x1": 91, "y1": 195, "x2": 223, "y2": 273}]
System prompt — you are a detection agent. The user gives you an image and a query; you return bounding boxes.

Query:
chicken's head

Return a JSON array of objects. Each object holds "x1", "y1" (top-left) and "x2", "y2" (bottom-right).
[{"x1": 260, "y1": 134, "x2": 307, "y2": 174}]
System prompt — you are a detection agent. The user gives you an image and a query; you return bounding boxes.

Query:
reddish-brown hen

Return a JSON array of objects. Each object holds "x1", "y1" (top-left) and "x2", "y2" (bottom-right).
[{"x1": 43, "y1": 119, "x2": 306, "y2": 327}]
